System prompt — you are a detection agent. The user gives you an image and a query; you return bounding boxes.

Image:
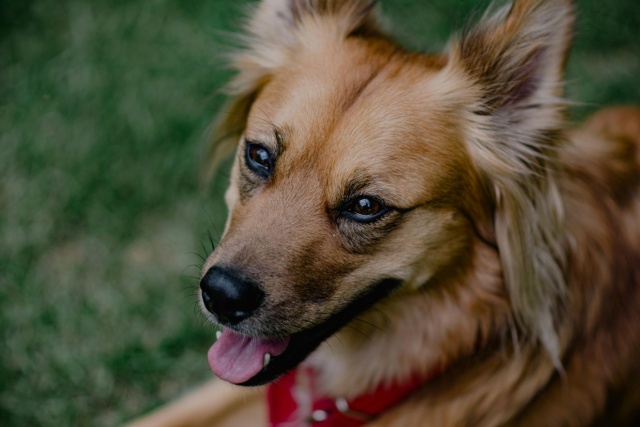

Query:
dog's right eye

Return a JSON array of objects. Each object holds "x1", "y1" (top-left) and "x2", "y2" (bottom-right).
[
  {"x1": 340, "y1": 196, "x2": 389, "y2": 223},
  {"x1": 245, "y1": 142, "x2": 273, "y2": 178}
]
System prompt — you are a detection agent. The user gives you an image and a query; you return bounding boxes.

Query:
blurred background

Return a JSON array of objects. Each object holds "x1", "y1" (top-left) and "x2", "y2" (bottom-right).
[{"x1": 1, "y1": 0, "x2": 638, "y2": 425}]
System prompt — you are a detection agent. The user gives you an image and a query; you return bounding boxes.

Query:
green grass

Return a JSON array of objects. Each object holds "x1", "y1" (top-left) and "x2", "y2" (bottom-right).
[{"x1": 1, "y1": 0, "x2": 638, "y2": 426}]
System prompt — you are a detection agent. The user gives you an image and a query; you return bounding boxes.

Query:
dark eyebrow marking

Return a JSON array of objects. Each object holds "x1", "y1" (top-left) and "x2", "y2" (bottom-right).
[
  {"x1": 274, "y1": 126, "x2": 285, "y2": 155},
  {"x1": 343, "y1": 175, "x2": 370, "y2": 200},
  {"x1": 331, "y1": 171, "x2": 374, "y2": 211},
  {"x1": 248, "y1": 106, "x2": 286, "y2": 154}
]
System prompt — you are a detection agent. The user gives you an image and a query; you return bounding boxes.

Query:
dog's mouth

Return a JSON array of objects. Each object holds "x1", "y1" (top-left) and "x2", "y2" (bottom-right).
[
  {"x1": 207, "y1": 328, "x2": 290, "y2": 384},
  {"x1": 206, "y1": 278, "x2": 402, "y2": 386}
]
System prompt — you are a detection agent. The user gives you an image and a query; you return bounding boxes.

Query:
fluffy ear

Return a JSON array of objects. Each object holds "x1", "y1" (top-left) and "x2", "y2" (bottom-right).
[
  {"x1": 448, "y1": 0, "x2": 575, "y2": 362},
  {"x1": 204, "y1": 0, "x2": 380, "y2": 181},
  {"x1": 229, "y1": 0, "x2": 380, "y2": 95}
]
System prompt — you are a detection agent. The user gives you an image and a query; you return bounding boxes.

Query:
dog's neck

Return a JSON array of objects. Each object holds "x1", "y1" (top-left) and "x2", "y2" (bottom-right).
[{"x1": 303, "y1": 239, "x2": 510, "y2": 398}]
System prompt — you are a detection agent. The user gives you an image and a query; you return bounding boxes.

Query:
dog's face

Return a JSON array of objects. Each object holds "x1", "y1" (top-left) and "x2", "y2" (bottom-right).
[
  {"x1": 204, "y1": 40, "x2": 482, "y2": 384},
  {"x1": 201, "y1": 0, "x2": 572, "y2": 386}
]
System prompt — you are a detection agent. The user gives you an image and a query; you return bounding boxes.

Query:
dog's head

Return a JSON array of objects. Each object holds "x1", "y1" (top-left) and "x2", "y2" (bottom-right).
[{"x1": 201, "y1": 0, "x2": 573, "y2": 386}]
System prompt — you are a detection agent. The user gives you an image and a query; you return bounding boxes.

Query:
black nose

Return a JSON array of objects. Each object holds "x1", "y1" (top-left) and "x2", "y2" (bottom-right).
[{"x1": 199, "y1": 267, "x2": 265, "y2": 325}]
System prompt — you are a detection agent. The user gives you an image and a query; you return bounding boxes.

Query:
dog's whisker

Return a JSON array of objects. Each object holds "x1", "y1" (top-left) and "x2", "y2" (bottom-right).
[
  {"x1": 207, "y1": 229, "x2": 216, "y2": 252},
  {"x1": 344, "y1": 324, "x2": 374, "y2": 342},
  {"x1": 200, "y1": 241, "x2": 210, "y2": 257},
  {"x1": 203, "y1": 207, "x2": 223, "y2": 241},
  {"x1": 351, "y1": 316, "x2": 388, "y2": 334},
  {"x1": 370, "y1": 307, "x2": 391, "y2": 324},
  {"x1": 322, "y1": 339, "x2": 336, "y2": 355},
  {"x1": 181, "y1": 263, "x2": 203, "y2": 273},
  {"x1": 188, "y1": 251, "x2": 207, "y2": 262}
]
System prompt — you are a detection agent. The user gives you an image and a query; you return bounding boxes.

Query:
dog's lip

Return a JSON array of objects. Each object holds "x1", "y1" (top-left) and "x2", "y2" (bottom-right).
[{"x1": 236, "y1": 278, "x2": 403, "y2": 387}]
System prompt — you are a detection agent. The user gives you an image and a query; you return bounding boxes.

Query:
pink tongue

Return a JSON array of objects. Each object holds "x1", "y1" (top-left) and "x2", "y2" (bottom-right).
[{"x1": 207, "y1": 328, "x2": 290, "y2": 384}]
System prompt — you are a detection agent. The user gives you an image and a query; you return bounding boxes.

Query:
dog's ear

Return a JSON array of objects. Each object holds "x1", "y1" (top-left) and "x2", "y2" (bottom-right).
[
  {"x1": 447, "y1": 0, "x2": 575, "y2": 363},
  {"x1": 204, "y1": 0, "x2": 380, "y2": 181},
  {"x1": 228, "y1": 0, "x2": 380, "y2": 95}
]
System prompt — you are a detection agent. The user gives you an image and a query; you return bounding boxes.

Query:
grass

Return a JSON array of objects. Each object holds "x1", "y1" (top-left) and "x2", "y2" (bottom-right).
[{"x1": 1, "y1": 0, "x2": 638, "y2": 425}]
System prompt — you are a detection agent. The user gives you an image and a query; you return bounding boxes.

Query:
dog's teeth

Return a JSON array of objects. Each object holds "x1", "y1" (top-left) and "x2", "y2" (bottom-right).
[
  {"x1": 263, "y1": 353, "x2": 271, "y2": 368},
  {"x1": 216, "y1": 331, "x2": 222, "y2": 340}
]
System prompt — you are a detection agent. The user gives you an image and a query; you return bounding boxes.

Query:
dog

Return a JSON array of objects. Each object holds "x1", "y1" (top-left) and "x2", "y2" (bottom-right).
[{"x1": 128, "y1": 0, "x2": 640, "y2": 425}]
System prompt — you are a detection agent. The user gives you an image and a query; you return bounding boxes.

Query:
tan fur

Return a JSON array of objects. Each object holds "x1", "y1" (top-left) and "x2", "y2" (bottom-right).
[{"x1": 127, "y1": 1, "x2": 640, "y2": 426}]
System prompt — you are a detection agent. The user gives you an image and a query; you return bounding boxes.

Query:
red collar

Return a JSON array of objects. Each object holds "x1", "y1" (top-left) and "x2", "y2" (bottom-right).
[{"x1": 267, "y1": 366, "x2": 439, "y2": 427}]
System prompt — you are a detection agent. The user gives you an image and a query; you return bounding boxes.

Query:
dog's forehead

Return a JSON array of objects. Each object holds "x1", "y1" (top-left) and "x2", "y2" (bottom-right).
[{"x1": 246, "y1": 41, "x2": 465, "y2": 206}]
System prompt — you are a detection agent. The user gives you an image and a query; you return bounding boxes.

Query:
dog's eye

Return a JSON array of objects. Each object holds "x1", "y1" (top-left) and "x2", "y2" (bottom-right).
[
  {"x1": 245, "y1": 142, "x2": 273, "y2": 178},
  {"x1": 342, "y1": 196, "x2": 388, "y2": 223}
]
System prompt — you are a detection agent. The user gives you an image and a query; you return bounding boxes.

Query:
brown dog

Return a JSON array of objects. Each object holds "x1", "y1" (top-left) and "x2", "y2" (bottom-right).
[{"x1": 128, "y1": 0, "x2": 640, "y2": 425}]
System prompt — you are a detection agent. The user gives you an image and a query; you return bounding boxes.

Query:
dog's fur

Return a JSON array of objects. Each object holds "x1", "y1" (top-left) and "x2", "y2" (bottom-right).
[{"x1": 128, "y1": 0, "x2": 640, "y2": 425}]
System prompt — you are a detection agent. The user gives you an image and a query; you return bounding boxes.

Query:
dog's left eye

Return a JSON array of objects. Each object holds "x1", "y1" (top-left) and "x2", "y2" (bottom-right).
[
  {"x1": 245, "y1": 142, "x2": 273, "y2": 178},
  {"x1": 341, "y1": 196, "x2": 388, "y2": 223}
]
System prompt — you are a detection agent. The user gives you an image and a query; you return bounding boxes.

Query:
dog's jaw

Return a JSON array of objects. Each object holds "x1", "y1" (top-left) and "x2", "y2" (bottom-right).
[{"x1": 305, "y1": 240, "x2": 509, "y2": 397}]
